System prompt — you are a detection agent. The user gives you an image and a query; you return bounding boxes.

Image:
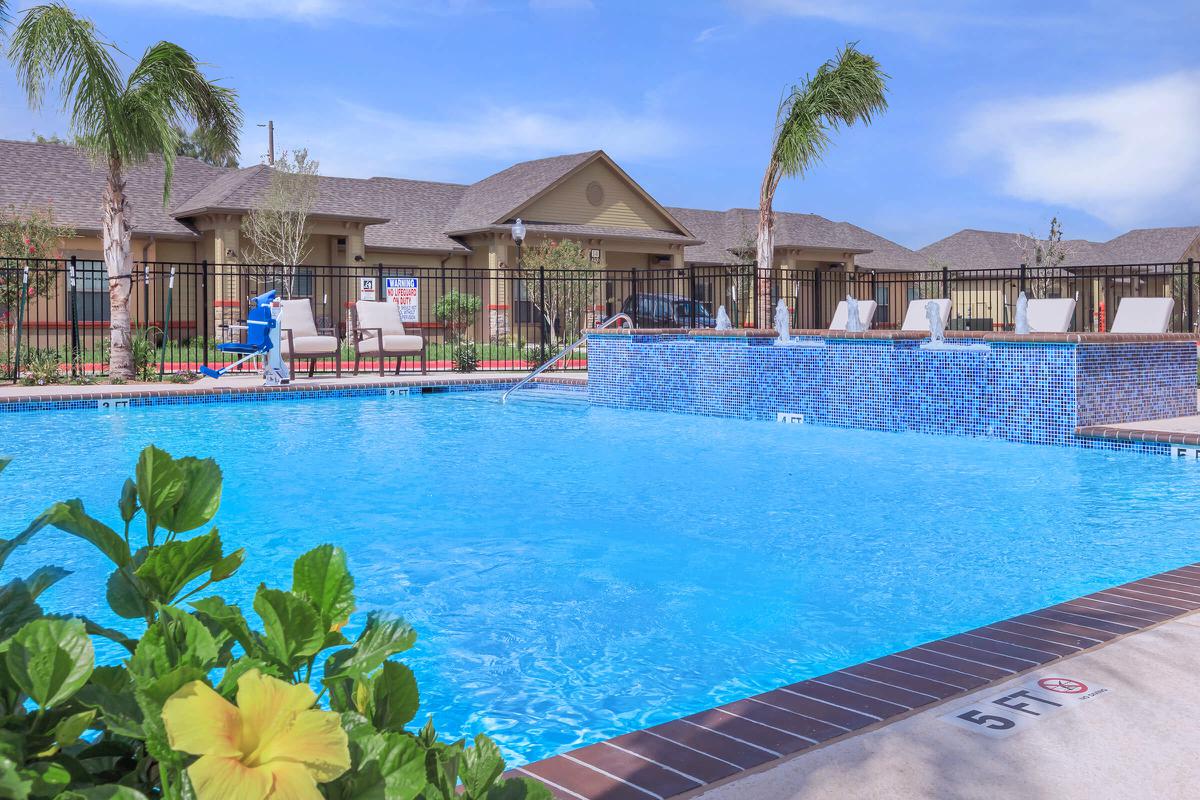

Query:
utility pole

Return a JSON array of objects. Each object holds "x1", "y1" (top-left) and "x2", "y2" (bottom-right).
[{"x1": 257, "y1": 120, "x2": 275, "y2": 165}]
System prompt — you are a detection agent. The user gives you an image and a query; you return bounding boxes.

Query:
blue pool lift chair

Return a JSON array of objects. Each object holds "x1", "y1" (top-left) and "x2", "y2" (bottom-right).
[{"x1": 198, "y1": 290, "x2": 291, "y2": 385}]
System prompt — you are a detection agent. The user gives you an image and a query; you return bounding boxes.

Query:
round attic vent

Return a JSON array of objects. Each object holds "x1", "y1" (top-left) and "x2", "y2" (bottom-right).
[{"x1": 586, "y1": 180, "x2": 604, "y2": 207}]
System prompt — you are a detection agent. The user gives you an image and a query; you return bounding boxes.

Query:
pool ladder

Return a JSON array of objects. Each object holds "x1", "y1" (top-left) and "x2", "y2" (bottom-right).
[{"x1": 501, "y1": 313, "x2": 632, "y2": 404}]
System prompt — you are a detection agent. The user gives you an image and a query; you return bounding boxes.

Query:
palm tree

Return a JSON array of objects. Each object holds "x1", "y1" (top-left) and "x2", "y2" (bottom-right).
[
  {"x1": 8, "y1": 4, "x2": 240, "y2": 378},
  {"x1": 756, "y1": 44, "x2": 888, "y2": 326}
]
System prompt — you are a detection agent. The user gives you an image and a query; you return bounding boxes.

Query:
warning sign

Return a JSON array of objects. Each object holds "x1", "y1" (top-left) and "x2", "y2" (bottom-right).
[
  {"x1": 358, "y1": 276, "x2": 377, "y2": 301},
  {"x1": 941, "y1": 676, "x2": 1110, "y2": 738},
  {"x1": 385, "y1": 277, "x2": 419, "y2": 322}
]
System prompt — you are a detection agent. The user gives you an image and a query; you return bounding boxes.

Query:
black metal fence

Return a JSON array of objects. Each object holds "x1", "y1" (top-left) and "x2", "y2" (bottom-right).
[{"x1": 1, "y1": 257, "x2": 1196, "y2": 379}]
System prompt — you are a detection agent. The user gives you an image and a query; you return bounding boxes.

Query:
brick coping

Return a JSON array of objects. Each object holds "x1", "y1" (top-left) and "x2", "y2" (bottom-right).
[
  {"x1": 1077, "y1": 424, "x2": 1200, "y2": 447},
  {"x1": 588, "y1": 328, "x2": 1200, "y2": 344},
  {"x1": 0, "y1": 373, "x2": 587, "y2": 408},
  {"x1": 514, "y1": 562, "x2": 1200, "y2": 800}
]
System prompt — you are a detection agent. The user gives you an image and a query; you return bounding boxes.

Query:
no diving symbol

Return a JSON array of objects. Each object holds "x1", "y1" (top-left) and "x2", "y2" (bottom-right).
[{"x1": 1038, "y1": 677, "x2": 1088, "y2": 694}]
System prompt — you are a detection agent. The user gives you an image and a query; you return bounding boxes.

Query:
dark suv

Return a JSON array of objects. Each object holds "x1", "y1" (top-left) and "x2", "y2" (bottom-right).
[{"x1": 622, "y1": 293, "x2": 716, "y2": 328}]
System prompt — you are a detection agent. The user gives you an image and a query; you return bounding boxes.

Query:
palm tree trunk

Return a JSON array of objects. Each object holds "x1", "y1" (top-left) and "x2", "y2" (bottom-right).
[
  {"x1": 756, "y1": 168, "x2": 777, "y2": 329},
  {"x1": 103, "y1": 156, "x2": 134, "y2": 380}
]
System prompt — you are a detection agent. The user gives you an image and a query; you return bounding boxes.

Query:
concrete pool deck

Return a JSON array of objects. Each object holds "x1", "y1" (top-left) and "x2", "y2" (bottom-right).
[
  {"x1": 693, "y1": 614, "x2": 1200, "y2": 800},
  {"x1": 516, "y1": 565, "x2": 1200, "y2": 800}
]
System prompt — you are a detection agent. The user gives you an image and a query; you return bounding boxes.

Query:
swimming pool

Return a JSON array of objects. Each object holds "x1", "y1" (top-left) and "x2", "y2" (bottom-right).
[{"x1": 2, "y1": 390, "x2": 1199, "y2": 765}]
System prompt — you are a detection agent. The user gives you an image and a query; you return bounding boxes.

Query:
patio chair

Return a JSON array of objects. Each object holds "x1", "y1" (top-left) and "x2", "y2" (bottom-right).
[
  {"x1": 900, "y1": 298, "x2": 952, "y2": 332},
  {"x1": 1025, "y1": 298, "x2": 1076, "y2": 333},
  {"x1": 277, "y1": 298, "x2": 341, "y2": 378},
  {"x1": 1109, "y1": 297, "x2": 1175, "y2": 334},
  {"x1": 828, "y1": 299, "x2": 878, "y2": 331},
  {"x1": 352, "y1": 300, "x2": 426, "y2": 375}
]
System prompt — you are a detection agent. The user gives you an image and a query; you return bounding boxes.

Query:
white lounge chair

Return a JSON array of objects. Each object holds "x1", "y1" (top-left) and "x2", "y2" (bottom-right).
[
  {"x1": 900, "y1": 298, "x2": 952, "y2": 332},
  {"x1": 352, "y1": 300, "x2": 426, "y2": 375},
  {"x1": 277, "y1": 298, "x2": 341, "y2": 377},
  {"x1": 1025, "y1": 298, "x2": 1076, "y2": 333},
  {"x1": 828, "y1": 299, "x2": 878, "y2": 331},
  {"x1": 1109, "y1": 297, "x2": 1175, "y2": 334}
]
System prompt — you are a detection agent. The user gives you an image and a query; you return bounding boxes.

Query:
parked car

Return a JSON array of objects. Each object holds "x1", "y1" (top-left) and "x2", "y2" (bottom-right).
[{"x1": 622, "y1": 293, "x2": 716, "y2": 328}]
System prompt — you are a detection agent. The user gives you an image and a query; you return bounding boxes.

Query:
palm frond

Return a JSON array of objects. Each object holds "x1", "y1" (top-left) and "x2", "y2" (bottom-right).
[
  {"x1": 124, "y1": 41, "x2": 242, "y2": 203},
  {"x1": 7, "y1": 3, "x2": 123, "y2": 158},
  {"x1": 770, "y1": 44, "x2": 889, "y2": 183}
]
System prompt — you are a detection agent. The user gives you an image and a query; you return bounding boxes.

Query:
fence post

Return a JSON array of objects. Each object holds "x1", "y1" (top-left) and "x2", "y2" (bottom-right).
[
  {"x1": 1188, "y1": 258, "x2": 1195, "y2": 332},
  {"x1": 812, "y1": 269, "x2": 821, "y2": 329},
  {"x1": 941, "y1": 264, "x2": 950, "y2": 299},
  {"x1": 1019, "y1": 262, "x2": 1027, "y2": 296},
  {"x1": 630, "y1": 269, "x2": 640, "y2": 328},
  {"x1": 12, "y1": 267, "x2": 29, "y2": 384},
  {"x1": 201, "y1": 259, "x2": 209, "y2": 354},
  {"x1": 538, "y1": 266, "x2": 548, "y2": 345},
  {"x1": 68, "y1": 256, "x2": 80, "y2": 375},
  {"x1": 688, "y1": 265, "x2": 698, "y2": 328}
]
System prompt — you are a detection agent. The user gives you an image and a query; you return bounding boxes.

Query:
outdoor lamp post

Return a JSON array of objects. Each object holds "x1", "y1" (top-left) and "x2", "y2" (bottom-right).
[{"x1": 512, "y1": 218, "x2": 526, "y2": 267}]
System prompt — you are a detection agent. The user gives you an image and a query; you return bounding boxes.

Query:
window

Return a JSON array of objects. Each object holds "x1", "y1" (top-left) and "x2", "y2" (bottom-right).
[
  {"x1": 874, "y1": 285, "x2": 890, "y2": 324},
  {"x1": 72, "y1": 258, "x2": 110, "y2": 322}
]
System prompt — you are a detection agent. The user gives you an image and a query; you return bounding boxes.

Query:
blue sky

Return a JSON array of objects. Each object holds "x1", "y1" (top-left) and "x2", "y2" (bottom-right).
[{"x1": 1, "y1": 0, "x2": 1197, "y2": 249}]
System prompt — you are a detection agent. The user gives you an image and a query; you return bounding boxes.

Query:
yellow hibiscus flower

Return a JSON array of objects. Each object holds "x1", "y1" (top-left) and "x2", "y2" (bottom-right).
[{"x1": 161, "y1": 669, "x2": 350, "y2": 800}]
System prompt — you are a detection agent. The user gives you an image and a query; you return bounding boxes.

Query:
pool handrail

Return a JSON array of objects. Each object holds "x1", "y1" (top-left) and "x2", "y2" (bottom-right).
[{"x1": 501, "y1": 313, "x2": 632, "y2": 404}]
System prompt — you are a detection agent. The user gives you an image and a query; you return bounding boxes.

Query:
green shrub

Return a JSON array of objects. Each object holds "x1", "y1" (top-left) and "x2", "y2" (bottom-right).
[
  {"x1": 452, "y1": 341, "x2": 479, "y2": 373},
  {"x1": 521, "y1": 342, "x2": 554, "y2": 368},
  {"x1": 17, "y1": 346, "x2": 66, "y2": 386},
  {"x1": 0, "y1": 448, "x2": 549, "y2": 800},
  {"x1": 434, "y1": 291, "x2": 482, "y2": 345}
]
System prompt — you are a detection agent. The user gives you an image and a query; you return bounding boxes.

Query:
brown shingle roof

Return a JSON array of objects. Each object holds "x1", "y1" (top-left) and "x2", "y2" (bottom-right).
[
  {"x1": 919, "y1": 227, "x2": 1200, "y2": 271},
  {"x1": 0, "y1": 139, "x2": 227, "y2": 239},
  {"x1": 444, "y1": 151, "x2": 598, "y2": 234},
  {"x1": 361, "y1": 177, "x2": 470, "y2": 252},
  {"x1": 172, "y1": 165, "x2": 388, "y2": 224},
  {"x1": 668, "y1": 207, "x2": 926, "y2": 271}
]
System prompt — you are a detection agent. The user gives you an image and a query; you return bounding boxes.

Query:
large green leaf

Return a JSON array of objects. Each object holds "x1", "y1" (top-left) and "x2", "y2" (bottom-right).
[
  {"x1": 190, "y1": 596, "x2": 259, "y2": 655},
  {"x1": 23, "y1": 565, "x2": 70, "y2": 600},
  {"x1": 5, "y1": 618, "x2": 94, "y2": 708},
  {"x1": 0, "y1": 514, "x2": 51, "y2": 573},
  {"x1": 37, "y1": 500, "x2": 130, "y2": 568},
  {"x1": 105, "y1": 567, "x2": 151, "y2": 620},
  {"x1": 75, "y1": 667, "x2": 144, "y2": 738},
  {"x1": 118, "y1": 478, "x2": 139, "y2": 525},
  {"x1": 345, "y1": 730, "x2": 427, "y2": 800},
  {"x1": 134, "y1": 529, "x2": 223, "y2": 601},
  {"x1": 54, "y1": 709, "x2": 97, "y2": 747},
  {"x1": 292, "y1": 544, "x2": 355, "y2": 630},
  {"x1": 159, "y1": 456, "x2": 223, "y2": 534},
  {"x1": 324, "y1": 614, "x2": 416, "y2": 681},
  {"x1": 128, "y1": 607, "x2": 218, "y2": 698},
  {"x1": 78, "y1": 617, "x2": 138, "y2": 654},
  {"x1": 253, "y1": 586, "x2": 323, "y2": 669},
  {"x1": 134, "y1": 446, "x2": 186, "y2": 531},
  {"x1": 0, "y1": 580, "x2": 43, "y2": 644},
  {"x1": 210, "y1": 547, "x2": 244, "y2": 582},
  {"x1": 461, "y1": 735, "x2": 505, "y2": 800},
  {"x1": 368, "y1": 661, "x2": 419, "y2": 733}
]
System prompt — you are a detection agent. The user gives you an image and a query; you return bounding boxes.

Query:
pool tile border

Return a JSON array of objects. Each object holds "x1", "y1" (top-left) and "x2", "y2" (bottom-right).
[
  {"x1": 1076, "y1": 424, "x2": 1200, "y2": 448},
  {"x1": 514, "y1": 563, "x2": 1200, "y2": 800},
  {"x1": 0, "y1": 374, "x2": 586, "y2": 413}
]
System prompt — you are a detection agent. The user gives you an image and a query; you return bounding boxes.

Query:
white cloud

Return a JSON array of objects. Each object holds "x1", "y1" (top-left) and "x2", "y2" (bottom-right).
[
  {"x1": 694, "y1": 25, "x2": 723, "y2": 43},
  {"x1": 959, "y1": 71, "x2": 1200, "y2": 226},
  {"x1": 254, "y1": 100, "x2": 685, "y2": 179}
]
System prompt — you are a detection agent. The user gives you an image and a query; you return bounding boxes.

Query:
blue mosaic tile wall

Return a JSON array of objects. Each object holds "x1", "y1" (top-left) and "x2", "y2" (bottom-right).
[
  {"x1": 586, "y1": 334, "x2": 1197, "y2": 449},
  {"x1": 1076, "y1": 343, "x2": 1196, "y2": 426}
]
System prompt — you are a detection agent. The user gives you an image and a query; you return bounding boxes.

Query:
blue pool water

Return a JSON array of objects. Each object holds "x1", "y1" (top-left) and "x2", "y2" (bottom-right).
[{"x1": 2, "y1": 390, "x2": 1199, "y2": 764}]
